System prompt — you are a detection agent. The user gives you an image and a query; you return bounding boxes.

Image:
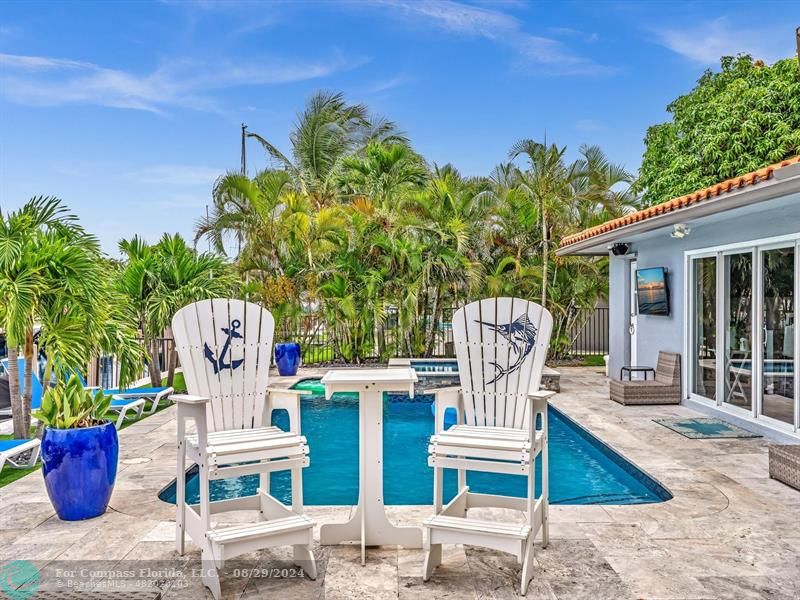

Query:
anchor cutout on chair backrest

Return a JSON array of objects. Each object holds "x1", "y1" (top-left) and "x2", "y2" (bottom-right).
[
  {"x1": 453, "y1": 297, "x2": 552, "y2": 429},
  {"x1": 172, "y1": 298, "x2": 275, "y2": 433},
  {"x1": 204, "y1": 319, "x2": 245, "y2": 374}
]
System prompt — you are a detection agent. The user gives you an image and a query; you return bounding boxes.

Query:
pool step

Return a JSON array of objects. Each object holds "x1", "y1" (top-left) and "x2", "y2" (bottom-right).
[{"x1": 207, "y1": 515, "x2": 314, "y2": 556}]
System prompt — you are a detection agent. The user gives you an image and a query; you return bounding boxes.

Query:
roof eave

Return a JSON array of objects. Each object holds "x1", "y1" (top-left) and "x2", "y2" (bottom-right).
[{"x1": 557, "y1": 172, "x2": 800, "y2": 256}]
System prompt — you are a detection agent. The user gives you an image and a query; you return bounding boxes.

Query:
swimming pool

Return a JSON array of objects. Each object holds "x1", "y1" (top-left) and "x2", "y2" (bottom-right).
[{"x1": 159, "y1": 377, "x2": 671, "y2": 506}]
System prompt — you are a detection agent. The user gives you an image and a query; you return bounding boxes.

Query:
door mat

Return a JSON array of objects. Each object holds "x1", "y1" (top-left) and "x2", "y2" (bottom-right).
[{"x1": 654, "y1": 417, "x2": 761, "y2": 439}]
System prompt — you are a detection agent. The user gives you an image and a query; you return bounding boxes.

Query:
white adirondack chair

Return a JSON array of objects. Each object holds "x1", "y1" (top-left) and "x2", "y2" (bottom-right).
[
  {"x1": 171, "y1": 299, "x2": 316, "y2": 600},
  {"x1": 423, "y1": 297, "x2": 554, "y2": 595}
]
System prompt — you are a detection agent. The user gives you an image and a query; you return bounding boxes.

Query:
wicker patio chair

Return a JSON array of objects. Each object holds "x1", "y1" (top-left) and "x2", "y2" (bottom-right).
[
  {"x1": 609, "y1": 351, "x2": 681, "y2": 405},
  {"x1": 769, "y1": 445, "x2": 800, "y2": 491}
]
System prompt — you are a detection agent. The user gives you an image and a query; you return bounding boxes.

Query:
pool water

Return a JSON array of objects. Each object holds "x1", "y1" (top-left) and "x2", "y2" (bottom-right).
[
  {"x1": 160, "y1": 379, "x2": 671, "y2": 506},
  {"x1": 731, "y1": 360, "x2": 793, "y2": 374}
]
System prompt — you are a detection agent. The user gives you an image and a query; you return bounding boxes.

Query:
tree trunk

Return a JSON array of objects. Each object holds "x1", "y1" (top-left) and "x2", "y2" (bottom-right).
[
  {"x1": 541, "y1": 202, "x2": 548, "y2": 309},
  {"x1": 22, "y1": 330, "x2": 34, "y2": 435},
  {"x1": 7, "y1": 346, "x2": 27, "y2": 440},
  {"x1": 147, "y1": 337, "x2": 162, "y2": 388},
  {"x1": 424, "y1": 287, "x2": 442, "y2": 357}
]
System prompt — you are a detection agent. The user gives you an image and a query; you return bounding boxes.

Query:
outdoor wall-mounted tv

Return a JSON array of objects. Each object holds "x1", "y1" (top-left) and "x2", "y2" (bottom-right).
[{"x1": 636, "y1": 267, "x2": 670, "y2": 316}]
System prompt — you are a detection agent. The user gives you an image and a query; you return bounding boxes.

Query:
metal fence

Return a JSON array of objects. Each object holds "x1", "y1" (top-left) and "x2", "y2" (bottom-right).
[
  {"x1": 96, "y1": 337, "x2": 174, "y2": 388},
  {"x1": 290, "y1": 305, "x2": 608, "y2": 365},
  {"x1": 85, "y1": 307, "x2": 609, "y2": 378},
  {"x1": 567, "y1": 307, "x2": 609, "y2": 356}
]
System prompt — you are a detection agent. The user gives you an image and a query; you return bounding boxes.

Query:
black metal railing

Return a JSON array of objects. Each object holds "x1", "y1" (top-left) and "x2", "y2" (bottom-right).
[
  {"x1": 287, "y1": 305, "x2": 608, "y2": 365},
  {"x1": 96, "y1": 337, "x2": 175, "y2": 388},
  {"x1": 566, "y1": 307, "x2": 609, "y2": 356}
]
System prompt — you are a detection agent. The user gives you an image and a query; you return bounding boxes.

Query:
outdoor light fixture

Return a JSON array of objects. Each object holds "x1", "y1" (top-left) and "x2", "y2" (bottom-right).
[
  {"x1": 610, "y1": 243, "x2": 630, "y2": 256},
  {"x1": 671, "y1": 223, "x2": 691, "y2": 239}
]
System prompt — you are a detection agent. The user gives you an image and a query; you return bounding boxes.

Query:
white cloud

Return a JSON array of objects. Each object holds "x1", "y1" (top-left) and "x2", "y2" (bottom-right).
[
  {"x1": 365, "y1": 0, "x2": 613, "y2": 75},
  {"x1": 0, "y1": 51, "x2": 365, "y2": 113},
  {"x1": 653, "y1": 18, "x2": 793, "y2": 65},
  {"x1": 368, "y1": 74, "x2": 412, "y2": 93},
  {"x1": 130, "y1": 164, "x2": 222, "y2": 186}
]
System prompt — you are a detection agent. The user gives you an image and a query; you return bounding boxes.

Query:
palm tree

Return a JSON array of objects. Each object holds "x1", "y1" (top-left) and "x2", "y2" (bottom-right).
[
  {"x1": 197, "y1": 169, "x2": 294, "y2": 263},
  {"x1": 509, "y1": 138, "x2": 577, "y2": 309},
  {"x1": 0, "y1": 197, "x2": 139, "y2": 438},
  {"x1": 569, "y1": 144, "x2": 640, "y2": 229},
  {"x1": 338, "y1": 142, "x2": 429, "y2": 210},
  {"x1": 117, "y1": 234, "x2": 235, "y2": 386},
  {"x1": 246, "y1": 91, "x2": 408, "y2": 209}
]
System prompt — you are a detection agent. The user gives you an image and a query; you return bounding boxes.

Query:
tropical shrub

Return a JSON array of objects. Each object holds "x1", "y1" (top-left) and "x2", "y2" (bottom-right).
[
  {"x1": 0, "y1": 197, "x2": 144, "y2": 439},
  {"x1": 637, "y1": 55, "x2": 800, "y2": 204},
  {"x1": 194, "y1": 92, "x2": 639, "y2": 362},
  {"x1": 116, "y1": 233, "x2": 235, "y2": 386}
]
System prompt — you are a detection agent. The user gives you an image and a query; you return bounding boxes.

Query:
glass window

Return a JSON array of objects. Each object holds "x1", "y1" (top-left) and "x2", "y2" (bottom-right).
[
  {"x1": 760, "y1": 247, "x2": 795, "y2": 424},
  {"x1": 723, "y1": 252, "x2": 753, "y2": 410},
  {"x1": 692, "y1": 257, "x2": 717, "y2": 400}
]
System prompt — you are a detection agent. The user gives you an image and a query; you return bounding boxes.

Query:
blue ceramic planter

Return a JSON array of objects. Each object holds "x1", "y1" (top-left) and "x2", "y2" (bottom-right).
[
  {"x1": 275, "y1": 342, "x2": 301, "y2": 376},
  {"x1": 41, "y1": 421, "x2": 119, "y2": 521}
]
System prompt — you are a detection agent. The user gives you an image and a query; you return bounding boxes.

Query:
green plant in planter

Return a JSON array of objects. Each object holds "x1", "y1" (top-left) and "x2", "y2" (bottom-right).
[
  {"x1": 33, "y1": 373, "x2": 120, "y2": 520},
  {"x1": 33, "y1": 375, "x2": 111, "y2": 429}
]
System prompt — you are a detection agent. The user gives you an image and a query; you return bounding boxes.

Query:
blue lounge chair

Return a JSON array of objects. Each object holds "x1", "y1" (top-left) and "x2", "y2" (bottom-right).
[
  {"x1": 0, "y1": 358, "x2": 42, "y2": 473},
  {"x1": 0, "y1": 439, "x2": 40, "y2": 475},
  {"x1": 76, "y1": 372, "x2": 174, "y2": 417},
  {"x1": 1, "y1": 359, "x2": 151, "y2": 429}
]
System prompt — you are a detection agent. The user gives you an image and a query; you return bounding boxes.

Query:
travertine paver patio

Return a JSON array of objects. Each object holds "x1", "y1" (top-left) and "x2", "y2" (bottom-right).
[{"x1": 1, "y1": 367, "x2": 799, "y2": 599}]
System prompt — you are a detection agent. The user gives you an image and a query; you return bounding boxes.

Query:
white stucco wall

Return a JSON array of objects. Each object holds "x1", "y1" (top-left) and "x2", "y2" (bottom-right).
[{"x1": 607, "y1": 192, "x2": 800, "y2": 387}]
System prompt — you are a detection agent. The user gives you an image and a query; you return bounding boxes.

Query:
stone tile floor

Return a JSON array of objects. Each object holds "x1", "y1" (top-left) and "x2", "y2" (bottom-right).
[{"x1": 1, "y1": 367, "x2": 798, "y2": 599}]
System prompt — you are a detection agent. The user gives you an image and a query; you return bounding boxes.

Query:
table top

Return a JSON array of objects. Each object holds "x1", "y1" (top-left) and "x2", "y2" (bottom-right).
[
  {"x1": 622, "y1": 366, "x2": 655, "y2": 371},
  {"x1": 321, "y1": 367, "x2": 418, "y2": 385}
]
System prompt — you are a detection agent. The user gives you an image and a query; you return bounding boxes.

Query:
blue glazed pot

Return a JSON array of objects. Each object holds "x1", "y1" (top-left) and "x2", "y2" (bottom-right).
[
  {"x1": 275, "y1": 342, "x2": 301, "y2": 376},
  {"x1": 41, "y1": 421, "x2": 119, "y2": 521}
]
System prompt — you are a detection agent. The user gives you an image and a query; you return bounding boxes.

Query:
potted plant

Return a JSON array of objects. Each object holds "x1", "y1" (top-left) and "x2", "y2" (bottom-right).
[{"x1": 33, "y1": 375, "x2": 118, "y2": 521}]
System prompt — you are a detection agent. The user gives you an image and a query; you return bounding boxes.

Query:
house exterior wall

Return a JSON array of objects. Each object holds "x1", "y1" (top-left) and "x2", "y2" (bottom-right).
[{"x1": 607, "y1": 195, "x2": 800, "y2": 384}]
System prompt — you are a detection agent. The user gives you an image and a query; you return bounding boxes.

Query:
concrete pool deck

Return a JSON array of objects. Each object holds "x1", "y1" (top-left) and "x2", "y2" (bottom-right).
[{"x1": 1, "y1": 367, "x2": 799, "y2": 599}]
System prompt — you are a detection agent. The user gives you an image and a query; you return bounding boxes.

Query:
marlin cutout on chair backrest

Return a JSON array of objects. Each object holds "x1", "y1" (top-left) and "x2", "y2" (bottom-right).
[
  {"x1": 453, "y1": 297, "x2": 552, "y2": 430},
  {"x1": 172, "y1": 298, "x2": 275, "y2": 433}
]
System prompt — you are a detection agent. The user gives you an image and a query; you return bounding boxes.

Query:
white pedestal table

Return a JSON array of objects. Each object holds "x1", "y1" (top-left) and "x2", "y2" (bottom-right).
[{"x1": 319, "y1": 368, "x2": 423, "y2": 564}]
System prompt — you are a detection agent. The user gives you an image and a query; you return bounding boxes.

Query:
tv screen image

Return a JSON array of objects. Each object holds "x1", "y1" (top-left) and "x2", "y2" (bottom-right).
[{"x1": 636, "y1": 267, "x2": 669, "y2": 316}]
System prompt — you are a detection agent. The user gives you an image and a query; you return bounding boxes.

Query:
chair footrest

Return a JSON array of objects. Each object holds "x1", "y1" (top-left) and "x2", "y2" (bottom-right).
[
  {"x1": 423, "y1": 514, "x2": 530, "y2": 540},
  {"x1": 207, "y1": 515, "x2": 314, "y2": 545}
]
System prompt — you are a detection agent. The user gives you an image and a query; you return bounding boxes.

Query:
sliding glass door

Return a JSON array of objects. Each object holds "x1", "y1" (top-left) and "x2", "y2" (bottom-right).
[
  {"x1": 691, "y1": 257, "x2": 717, "y2": 399},
  {"x1": 688, "y1": 237, "x2": 799, "y2": 434},
  {"x1": 760, "y1": 246, "x2": 795, "y2": 425},
  {"x1": 723, "y1": 252, "x2": 753, "y2": 411}
]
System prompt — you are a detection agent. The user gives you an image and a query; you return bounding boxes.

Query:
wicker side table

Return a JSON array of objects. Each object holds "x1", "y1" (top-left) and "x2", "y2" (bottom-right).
[{"x1": 769, "y1": 445, "x2": 800, "y2": 491}]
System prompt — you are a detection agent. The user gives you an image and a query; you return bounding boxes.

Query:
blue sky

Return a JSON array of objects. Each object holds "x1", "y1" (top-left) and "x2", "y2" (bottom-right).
[{"x1": 0, "y1": 0, "x2": 796, "y2": 254}]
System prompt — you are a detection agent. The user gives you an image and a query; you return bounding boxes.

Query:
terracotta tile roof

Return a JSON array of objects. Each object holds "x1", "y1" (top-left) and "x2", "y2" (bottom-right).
[{"x1": 560, "y1": 155, "x2": 800, "y2": 249}]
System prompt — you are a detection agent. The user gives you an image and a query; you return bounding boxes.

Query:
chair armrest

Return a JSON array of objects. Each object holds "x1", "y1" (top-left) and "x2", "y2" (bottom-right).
[
  {"x1": 267, "y1": 388, "x2": 306, "y2": 434},
  {"x1": 433, "y1": 387, "x2": 462, "y2": 434},
  {"x1": 172, "y1": 394, "x2": 209, "y2": 404},
  {"x1": 266, "y1": 387, "x2": 311, "y2": 396},
  {"x1": 174, "y1": 395, "x2": 209, "y2": 450},
  {"x1": 527, "y1": 389, "x2": 554, "y2": 435}
]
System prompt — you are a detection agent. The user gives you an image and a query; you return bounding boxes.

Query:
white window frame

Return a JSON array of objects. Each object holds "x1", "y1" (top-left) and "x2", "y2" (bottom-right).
[{"x1": 684, "y1": 233, "x2": 800, "y2": 435}]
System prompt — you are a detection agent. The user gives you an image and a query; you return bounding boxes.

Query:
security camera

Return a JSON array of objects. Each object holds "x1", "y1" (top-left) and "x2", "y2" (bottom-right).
[{"x1": 610, "y1": 243, "x2": 629, "y2": 256}]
